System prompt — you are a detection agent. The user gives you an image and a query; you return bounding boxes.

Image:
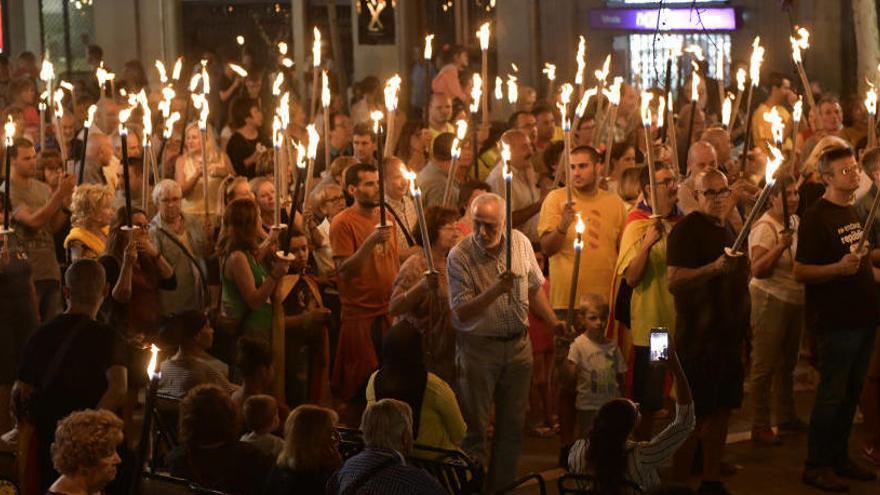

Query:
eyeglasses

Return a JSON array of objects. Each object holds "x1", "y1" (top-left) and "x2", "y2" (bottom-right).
[
  {"x1": 699, "y1": 187, "x2": 731, "y2": 199},
  {"x1": 325, "y1": 195, "x2": 345, "y2": 204},
  {"x1": 838, "y1": 166, "x2": 862, "y2": 176}
]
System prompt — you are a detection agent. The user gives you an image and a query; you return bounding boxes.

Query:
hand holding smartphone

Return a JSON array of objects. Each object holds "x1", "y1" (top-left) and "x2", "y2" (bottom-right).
[{"x1": 649, "y1": 327, "x2": 669, "y2": 363}]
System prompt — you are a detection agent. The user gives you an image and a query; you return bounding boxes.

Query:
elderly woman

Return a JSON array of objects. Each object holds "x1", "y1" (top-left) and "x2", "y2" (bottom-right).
[
  {"x1": 308, "y1": 181, "x2": 346, "y2": 277},
  {"x1": 168, "y1": 384, "x2": 274, "y2": 495},
  {"x1": 47, "y1": 409, "x2": 124, "y2": 495},
  {"x1": 264, "y1": 405, "x2": 342, "y2": 495},
  {"x1": 149, "y1": 179, "x2": 210, "y2": 316},
  {"x1": 217, "y1": 198, "x2": 289, "y2": 345},
  {"x1": 64, "y1": 183, "x2": 114, "y2": 262},
  {"x1": 176, "y1": 123, "x2": 234, "y2": 223},
  {"x1": 389, "y1": 206, "x2": 460, "y2": 383}
]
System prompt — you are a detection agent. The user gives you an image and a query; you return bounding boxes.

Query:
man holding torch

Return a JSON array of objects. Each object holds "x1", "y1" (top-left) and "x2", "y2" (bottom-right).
[
  {"x1": 537, "y1": 145, "x2": 626, "y2": 452},
  {"x1": 751, "y1": 73, "x2": 794, "y2": 154},
  {"x1": 447, "y1": 192, "x2": 561, "y2": 492},
  {"x1": 794, "y1": 145, "x2": 879, "y2": 491},
  {"x1": 666, "y1": 167, "x2": 749, "y2": 494}
]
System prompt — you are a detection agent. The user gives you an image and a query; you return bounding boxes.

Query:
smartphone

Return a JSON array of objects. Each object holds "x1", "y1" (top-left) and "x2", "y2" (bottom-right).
[{"x1": 649, "y1": 327, "x2": 669, "y2": 362}]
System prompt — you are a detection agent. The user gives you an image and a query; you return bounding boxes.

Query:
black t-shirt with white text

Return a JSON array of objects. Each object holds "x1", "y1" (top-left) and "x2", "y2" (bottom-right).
[
  {"x1": 666, "y1": 212, "x2": 750, "y2": 357},
  {"x1": 795, "y1": 197, "x2": 879, "y2": 332}
]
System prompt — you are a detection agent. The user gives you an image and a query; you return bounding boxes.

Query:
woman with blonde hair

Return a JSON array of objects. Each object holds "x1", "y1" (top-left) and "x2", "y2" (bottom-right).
[
  {"x1": 176, "y1": 122, "x2": 234, "y2": 223},
  {"x1": 64, "y1": 183, "x2": 114, "y2": 261},
  {"x1": 264, "y1": 405, "x2": 342, "y2": 495}
]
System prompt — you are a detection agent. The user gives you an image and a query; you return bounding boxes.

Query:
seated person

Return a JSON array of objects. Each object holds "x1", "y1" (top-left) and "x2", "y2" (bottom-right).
[
  {"x1": 240, "y1": 394, "x2": 284, "y2": 460},
  {"x1": 157, "y1": 310, "x2": 235, "y2": 399},
  {"x1": 568, "y1": 336, "x2": 695, "y2": 494},
  {"x1": 46, "y1": 409, "x2": 124, "y2": 495},
  {"x1": 167, "y1": 384, "x2": 274, "y2": 495},
  {"x1": 327, "y1": 399, "x2": 445, "y2": 495},
  {"x1": 365, "y1": 321, "x2": 465, "y2": 453},
  {"x1": 264, "y1": 405, "x2": 343, "y2": 495}
]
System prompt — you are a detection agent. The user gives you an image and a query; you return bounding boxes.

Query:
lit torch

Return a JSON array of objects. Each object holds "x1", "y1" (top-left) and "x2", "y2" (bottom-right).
[{"x1": 558, "y1": 83, "x2": 574, "y2": 204}]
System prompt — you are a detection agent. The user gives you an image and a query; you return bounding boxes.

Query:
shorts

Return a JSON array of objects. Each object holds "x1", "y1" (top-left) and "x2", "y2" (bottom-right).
[
  {"x1": 680, "y1": 352, "x2": 744, "y2": 418},
  {"x1": 631, "y1": 345, "x2": 666, "y2": 412}
]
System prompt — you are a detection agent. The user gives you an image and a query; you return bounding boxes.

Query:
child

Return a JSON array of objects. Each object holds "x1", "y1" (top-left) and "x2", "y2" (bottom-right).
[
  {"x1": 240, "y1": 394, "x2": 284, "y2": 459},
  {"x1": 565, "y1": 293, "x2": 627, "y2": 438}
]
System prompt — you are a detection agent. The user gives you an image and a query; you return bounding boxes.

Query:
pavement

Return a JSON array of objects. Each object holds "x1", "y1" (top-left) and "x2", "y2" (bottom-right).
[{"x1": 511, "y1": 365, "x2": 880, "y2": 494}]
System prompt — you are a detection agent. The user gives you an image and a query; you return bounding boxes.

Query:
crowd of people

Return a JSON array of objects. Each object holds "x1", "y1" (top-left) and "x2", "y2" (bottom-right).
[{"x1": 0, "y1": 33, "x2": 879, "y2": 495}]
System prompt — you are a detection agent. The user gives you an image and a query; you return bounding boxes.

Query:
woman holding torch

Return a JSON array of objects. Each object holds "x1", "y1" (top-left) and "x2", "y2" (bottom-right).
[{"x1": 175, "y1": 122, "x2": 234, "y2": 224}]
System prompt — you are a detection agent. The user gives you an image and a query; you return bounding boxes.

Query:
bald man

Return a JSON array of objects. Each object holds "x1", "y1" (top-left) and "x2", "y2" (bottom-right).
[
  {"x1": 79, "y1": 133, "x2": 115, "y2": 186},
  {"x1": 678, "y1": 141, "x2": 717, "y2": 215},
  {"x1": 486, "y1": 130, "x2": 542, "y2": 241}
]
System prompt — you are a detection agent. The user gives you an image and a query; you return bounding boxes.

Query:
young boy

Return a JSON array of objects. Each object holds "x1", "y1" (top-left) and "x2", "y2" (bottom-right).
[
  {"x1": 240, "y1": 394, "x2": 284, "y2": 459},
  {"x1": 564, "y1": 293, "x2": 627, "y2": 438}
]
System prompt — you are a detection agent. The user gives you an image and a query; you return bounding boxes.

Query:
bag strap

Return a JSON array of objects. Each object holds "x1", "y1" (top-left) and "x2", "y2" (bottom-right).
[
  {"x1": 40, "y1": 316, "x2": 91, "y2": 392},
  {"x1": 384, "y1": 202, "x2": 415, "y2": 247},
  {"x1": 340, "y1": 453, "x2": 398, "y2": 495},
  {"x1": 156, "y1": 225, "x2": 208, "y2": 295}
]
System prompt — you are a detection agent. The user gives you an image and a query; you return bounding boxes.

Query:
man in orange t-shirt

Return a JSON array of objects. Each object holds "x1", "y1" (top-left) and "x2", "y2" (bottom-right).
[{"x1": 330, "y1": 162, "x2": 399, "y2": 415}]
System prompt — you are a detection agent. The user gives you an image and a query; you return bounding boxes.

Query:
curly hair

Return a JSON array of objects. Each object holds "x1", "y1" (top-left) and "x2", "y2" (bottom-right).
[
  {"x1": 179, "y1": 384, "x2": 239, "y2": 451},
  {"x1": 51, "y1": 409, "x2": 124, "y2": 476},
  {"x1": 70, "y1": 183, "x2": 114, "y2": 227},
  {"x1": 278, "y1": 404, "x2": 342, "y2": 471}
]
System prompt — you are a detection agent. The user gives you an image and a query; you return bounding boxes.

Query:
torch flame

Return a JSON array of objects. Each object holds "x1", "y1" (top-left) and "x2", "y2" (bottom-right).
[
  {"x1": 543, "y1": 63, "x2": 556, "y2": 82},
  {"x1": 470, "y1": 74, "x2": 483, "y2": 114},
  {"x1": 575, "y1": 87, "x2": 598, "y2": 119},
  {"x1": 53, "y1": 89, "x2": 64, "y2": 118},
  {"x1": 714, "y1": 43, "x2": 724, "y2": 81},
  {"x1": 478, "y1": 22, "x2": 490, "y2": 51},
  {"x1": 749, "y1": 37, "x2": 764, "y2": 87},
  {"x1": 312, "y1": 27, "x2": 322, "y2": 68},
  {"x1": 722, "y1": 93, "x2": 733, "y2": 128},
  {"x1": 684, "y1": 45, "x2": 705, "y2": 61},
  {"x1": 189, "y1": 73, "x2": 201, "y2": 93},
  {"x1": 171, "y1": 57, "x2": 183, "y2": 82},
  {"x1": 494, "y1": 76, "x2": 503, "y2": 101},
  {"x1": 278, "y1": 92, "x2": 291, "y2": 128},
  {"x1": 594, "y1": 54, "x2": 611, "y2": 83},
  {"x1": 558, "y1": 83, "x2": 574, "y2": 131},
  {"x1": 866, "y1": 87, "x2": 878, "y2": 116},
  {"x1": 640, "y1": 91, "x2": 654, "y2": 127},
  {"x1": 736, "y1": 68, "x2": 746, "y2": 92},
  {"x1": 765, "y1": 145, "x2": 784, "y2": 185},
  {"x1": 4, "y1": 116, "x2": 15, "y2": 147},
  {"x1": 657, "y1": 96, "x2": 666, "y2": 129},
  {"x1": 272, "y1": 72, "x2": 284, "y2": 96},
  {"x1": 763, "y1": 107, "x2": 784, "y2": 145},
  {"x1": 790, "y1": 27, "x2": 810, "y2": 64},
  {"x1": 273, "y1": 115, "x2": 283, "y2": 148},
  {"x1": 155, "y1": 60, "x2": 168, "y2": 84},
  {"x1": 501, "y1": 141, "x2": 512, "y2": 177},
  {"x1": 118, "y1": 107, "x2": 131, "y2": 136},
  {"x1": 690, "y1": 62, "x2": 700, "y2": 102},
  {"x1": 792, "y1": 97, "x2": 804, "y2": 123},
  {"x1": 306, "y1": 124, "x2": 319, "y2": 160},
  {"x1": 201, "y1": 66, "x2": 210, "y2": 95},
  {"x1": 451, "y1": 138, "x2": 462, "y2": 160},
  {"x1": 506, "y1": 75, "x2": 518, "y2": 105},
  {"x1": 295, "y1": 140, "x2": 307, "y2": 170},
  {"x1": 575, "y1": 213, "x2": 585, "y2": 235},
  {"x1": 84, "y1": 105, "x2": 97, "y2": 129},
  {"x1": 147, "y1": 344, "x2": 160, "y2": 379},
  {"x1": 321, "y1": 71, "x2": 331, "y2": 108},
  {"x1": 39, "y1": 58, "x2": 55, "y2": 83},
  {"x1": 384, "y1": 74, "x2": 402, "y2": 112},
  {"x1": 236, "y1": 35, "x2": 245, "y2": 46},
  {"x1": 281, "y1": 58, "x2": 294, "y2": 68},
  {"x1": 424, "y1": 34, "x2": 434, "y2": 60},
  {"x1": 163, "y1": 112, "x2": 180, "y2": 139},
  {"x1": 603, "y1": 77, "x2": 623, "y2": 106},
  {"x1": 370, "y1": 110, "x2": 383, "y2": 134},
  {"x1": 455, "y1": 119, "x2": 468, "y2": 140},
  {"x1": 229, "y1": 63, "x2": 248, "y2": 78},
  {"x1": 575, "y1": 36, "x2": 586, "y2": 85},
  {"x1": 278, "y1": 41, "x2": 288, "y2": 55},
  {"x1": 403, "y1": 166, "x2": 418, "y2": 196},
  {"x1": 139, "y1": 90, "x2": 152, "y2": 144}
]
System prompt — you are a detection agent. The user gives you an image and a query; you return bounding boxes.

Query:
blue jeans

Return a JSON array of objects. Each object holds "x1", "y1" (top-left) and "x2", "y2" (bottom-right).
[{"x1": 806, "y1": 327, "x2": 876, "y2": 468}]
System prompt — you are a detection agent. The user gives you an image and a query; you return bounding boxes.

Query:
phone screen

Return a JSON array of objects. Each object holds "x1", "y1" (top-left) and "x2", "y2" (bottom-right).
[{"x1": 649, "y1": 328, "x2": 669, "y2": 362}]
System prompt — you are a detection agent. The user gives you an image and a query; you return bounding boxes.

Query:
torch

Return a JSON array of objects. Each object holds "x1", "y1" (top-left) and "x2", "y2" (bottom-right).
[
  {"x1": 866, "y1": 86, "x2": 877, "y2": 149},
  {"x1": 236, "y1": 35, "x2": 246, "y2": 61},
  {"x1": 59, "y1": 80, "x2": 75, "y2": 115},
  {"x1": 543, "y1": 63, "x2": 556, "y2": 104},
  {"x1": 311, "y1": 27, "x2": 322, "y2": 121},
  {"x1": 38, "y1": 96, "x2": 46, "y2": 151},
  {"x1": 791, "y1": 27, "x2": 816, "y2": 120},
  {"x1": 575, "y1": 36, "x2": 586, "y2": 99},
  {"x1": 737, "y1": 37, "x2": 765, "y2": 176},
  {"x1": 667, "y1": 91, "x2": 680, "y2": 176},
  {"x1": 443, "y1": 119, "x2": 468, "y2": 207},
  {"x1": 304, "y1": 124, "x2": 320, "y2": 205},
  {"x1": 565, "y1": 214, "x2": 585, "y2": 332},
  {"x1": 371, "y1": 110, "x2": 387, "y2": 226},
  {"x1": 594, "y1": 55, "x2": 611, "y2": 122},
  {"x1": 683, "y1": 61, "x2": 701, "y2": 165},
  {"x1": 729, "y1": 68, "x2": 747, "y2": 133},
  {"x1": 791, "y1": 97, "x2": 803, "y2": 154},
  {"x1": 423, "y1": 34, "x2": 434, "y2": 121},
  {"x1": 78, "y1": 105, "x2": 96, "y2": 185},
  {"x1": 383, "y1": 74, "x2": 401, "y2": 158},
  {"x1": 119, "y1": 107, "x2": 134, "y2": 228},
  {"x1": 3, "y1": 117, "x2": 15, "y2": 233},
  {"x1": 601, "y1": 78, "x2": 623, "y2": 183},
  {"x1": 138, "y1": 90, "x2": 153, "y2": 210},
  {"x1": 129, "y1": 344, "x2": 161, "y2": 495},
  {"x1": 477, "y1": 22, "x2": 490, "y2": 126},
  {"x1": 403, "y1": 166, "x2": 436, "y2": 273},
  {"x1": 729, "y1": 146, "x2": 784, "y2": 254},
  {"x1": 558, "y1": 83, "x2": 574, "y2": 204},
  {"x1": 721, "y1": 93, "x2": 733, "y2": 131},
  {"x1": 195, "y1": 93, "x2": 211, "y2": 219},
  {"x1": 52, "y1": 88, "x2": 67, "y2": 163},
  {"x1": 289, "y1": 140, "x2": 306, "y2": 226},
  {"x1": 494, "y1": 77, "x2": 503, "y2": 104},
  {"x1": 640, "y1": 92, "x2": 659, "y2": 215},
  {"x1": 469, "y1": 73, "x2": 482, "y2": 179},
  {"x1": 501, "y1": 142, "x2": 513, "y2": 272},
  {"x1": 714, "y1": 43, "x2": 725, "y2": 119}
]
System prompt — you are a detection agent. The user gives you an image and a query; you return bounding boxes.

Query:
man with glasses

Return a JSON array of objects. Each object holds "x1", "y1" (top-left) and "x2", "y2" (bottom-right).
[
  {"x1": 666, "y1": 167, "x2": 749, "y2": 495},
  {"x1": 537, "y1": 144, "x2": 627, "y2": 454},
  {"x1": 447, "y1": 192, "x2": 561, "y2": 492},
  {"x1": 794, "y1": 145, "x2": 879, "y2": 491},
  {"x1": 611, "y1": 163, "x2": 683, "y2": 439}
]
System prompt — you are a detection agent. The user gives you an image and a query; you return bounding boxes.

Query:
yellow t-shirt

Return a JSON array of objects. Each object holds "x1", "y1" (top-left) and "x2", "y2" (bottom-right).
[{"x1": 538, "y1": 187, "x2": 627, "y2": 309}]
